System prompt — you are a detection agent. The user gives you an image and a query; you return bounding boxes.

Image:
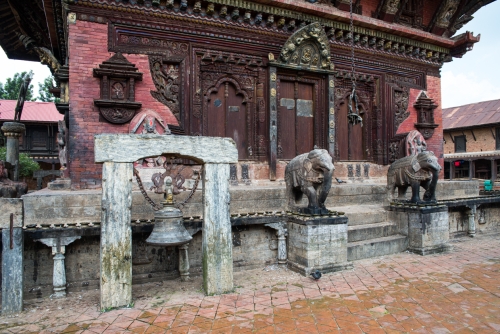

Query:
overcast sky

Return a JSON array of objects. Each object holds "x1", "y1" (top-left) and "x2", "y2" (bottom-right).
[{"x1": 0, "y1": 2, "x2": 499, "y2": 108}]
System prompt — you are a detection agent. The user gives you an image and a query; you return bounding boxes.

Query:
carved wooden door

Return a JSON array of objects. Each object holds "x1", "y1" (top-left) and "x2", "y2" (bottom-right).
[
  {"x1": 277, "y1": 75, "x2": 322, "y2": 159},
  {"x1": 337, "y1": 98, "x2": 366, "y2": 161},
  {"x1": 206, "y1": 82, "x2": 248, "y2": 159}
]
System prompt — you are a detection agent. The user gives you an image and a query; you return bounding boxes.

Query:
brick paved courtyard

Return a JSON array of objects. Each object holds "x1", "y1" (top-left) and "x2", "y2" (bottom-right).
[{"x1": 1, "y1": 233, "x2": 500, "y2": 333}]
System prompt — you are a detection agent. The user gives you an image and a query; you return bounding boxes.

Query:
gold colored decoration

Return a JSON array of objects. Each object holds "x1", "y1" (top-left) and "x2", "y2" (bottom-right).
[
  {"x1": 270, "y1": 73, "x2": 277, "y2": 81},
  {"x1": 329, "y1": 80, "x2": 334, "y2": 88},
  {"x1": 329, "y1": 120, "x2": 335, "y2": 129},
  {"x1": 329, "y1": 107, "x2": 334, "y2": 115},
  {"x1": 268, "y1": 53, "x2": 275, "y2": 61},
  {"x1": 277, "y1": 23, "x2": 332, "y2": 70},
  {"x1": 270, "y1": 88, "x2": 276, "y2": 97},
  {"x1": 329, "y1": 134, "x2": 334, "y2": 142}
]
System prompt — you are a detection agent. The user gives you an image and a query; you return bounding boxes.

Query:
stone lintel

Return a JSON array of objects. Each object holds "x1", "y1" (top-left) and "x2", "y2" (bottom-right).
[{"x1": 94, "y1": 134, "x2": 238, "y2": 163}]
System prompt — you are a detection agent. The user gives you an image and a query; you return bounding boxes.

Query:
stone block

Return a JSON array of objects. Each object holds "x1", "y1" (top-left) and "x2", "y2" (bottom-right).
[
  {"x1": 390, "y1": 205, "x2": 451, "y2": 255},
  {"x1": 0, "y1": 198, "x2": 22, "y2": 229},
  {"x1": 287, "y1": 215, "x2": 352, "y2": 276}
]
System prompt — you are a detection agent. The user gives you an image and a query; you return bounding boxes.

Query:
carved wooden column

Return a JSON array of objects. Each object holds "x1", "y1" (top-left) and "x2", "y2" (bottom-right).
[
  {"x1": 328, "y1": 75, "x2": 335, "y2": 157},
  {"x1": 269, "y1": 66, "x2": 278, "y2": 181}
]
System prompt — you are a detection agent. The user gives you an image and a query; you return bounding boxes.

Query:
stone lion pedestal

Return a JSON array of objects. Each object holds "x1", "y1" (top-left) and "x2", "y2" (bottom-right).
[
  {"x1": 287, "y1": 213, "x2": 352, "y2": 276},
  {"x1": 389, "y1": 204, "x2": 451, "y2": 255}
]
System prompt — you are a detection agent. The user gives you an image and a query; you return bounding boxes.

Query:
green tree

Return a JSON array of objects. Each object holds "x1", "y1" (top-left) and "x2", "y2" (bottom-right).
[
  {"x1": 0, "y1": 147, "x2": 40, "y2": 178},
  {"x1": 37, "y1": 76, "x2": 60, "y2": 103},
  {"x1": 0, "y1": 71, "x2": 35, "y2": 101}
]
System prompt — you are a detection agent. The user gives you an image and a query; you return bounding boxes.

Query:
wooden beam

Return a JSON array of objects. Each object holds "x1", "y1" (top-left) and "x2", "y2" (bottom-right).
[
  {"x1": 490, "y1": 127, "x2": 496, "y2": 140},
  {"x1": 470, "y1": 129, "x2": 476, "y2": 141}
]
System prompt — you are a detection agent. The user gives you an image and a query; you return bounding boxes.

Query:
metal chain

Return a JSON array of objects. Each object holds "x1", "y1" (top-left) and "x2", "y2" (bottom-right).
[
  {"x1": 349, "y1": 0, "x2": 356, "y2": 89},
  {"x1": 176, "y1": 166, "x2": 203, "y2": 209},
  {"x1": 347, "y1": 0, "x2": 363, "y2": 127},
  {"x1": 133, "y1": 165, "x2": 203, "y2": 211},
  {"x1": 134, "y1": 167, "x2": 162, "y2": 211}
]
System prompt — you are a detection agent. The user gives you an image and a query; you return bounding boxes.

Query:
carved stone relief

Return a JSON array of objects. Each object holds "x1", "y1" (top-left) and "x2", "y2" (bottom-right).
[{"x1": 414, "y1": 91, "x2": 438, "y2": 139}]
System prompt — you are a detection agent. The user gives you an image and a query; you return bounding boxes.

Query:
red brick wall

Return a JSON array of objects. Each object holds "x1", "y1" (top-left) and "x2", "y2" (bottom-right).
[
  {"x1": 68, "y1": 20, "x2": 177, "y2": 189},
  {"x1": 397, "y1": 75, "x2": 444, "y2": 178}
]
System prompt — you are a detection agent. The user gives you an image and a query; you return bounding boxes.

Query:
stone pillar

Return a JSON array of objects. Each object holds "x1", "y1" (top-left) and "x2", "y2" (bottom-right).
[
  {"x1": 469, "y1": 160, "x2": 473, "y2": 180},
  {"x1": 467, "y1": 204, "x2": 476, "y2": 237},
  {"x1": 2, "y1": 226, "x2": 23, "y2": 314},
  {"x1": 265, "y1": 222, "x2": 287, "y2": 265},
  {"x1": 1, "y1": 122, "x2": 25, "y2": 181},
  {"x1": 101, "y1": 162, "x2": 133, "y2": 309},
  {"x1": 391, "y1": 204, "x2": 451, "y2": 255},
  {"x1": 202, "y1": 163, "x2": 233, "y2": 295},
  {"x1": 178, "y1": 243, "x2": 190, "y2": 281},
  {"x1": 36, "y1": 236, "x2": 80, "y2": 298},
  {"x1": 287, "y1": 214, "x2": 352, "y2": 276},
  {"x1": 449, "y1": 161, "x2": 454, "y2": 180}
]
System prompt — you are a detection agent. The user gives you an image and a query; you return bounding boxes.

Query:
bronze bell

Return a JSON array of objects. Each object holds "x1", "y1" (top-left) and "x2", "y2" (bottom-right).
[{"x1": 146, "y1": 177, "x2": 192, "y2": 246}]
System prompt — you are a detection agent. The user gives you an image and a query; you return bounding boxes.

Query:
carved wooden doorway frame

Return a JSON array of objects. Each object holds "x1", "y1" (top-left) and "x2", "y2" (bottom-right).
[{"x1": 268, "y1": 23, "x2": 335, "y2": 180}]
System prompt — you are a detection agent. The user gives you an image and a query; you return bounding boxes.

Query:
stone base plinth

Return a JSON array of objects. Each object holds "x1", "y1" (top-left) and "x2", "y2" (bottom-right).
[
  {"x1": 389, "y1": 204, "x2": 451, "y2": 256},
  {"x1": 287, "y1": 215, "x2": 352, "y2": 276},
  {"x1": 48, "y1": 178, "x2": 71, "y2": 190}
]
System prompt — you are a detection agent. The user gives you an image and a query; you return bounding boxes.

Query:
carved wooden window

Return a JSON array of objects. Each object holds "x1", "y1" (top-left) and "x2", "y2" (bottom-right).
[{"x1": 455, "y1": 135, "x2": 466, "y2": 153}]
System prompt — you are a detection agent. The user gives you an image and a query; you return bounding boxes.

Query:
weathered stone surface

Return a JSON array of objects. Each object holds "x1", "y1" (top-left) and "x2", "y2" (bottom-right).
[
  {"x1": 94, "y1": 134, "x2": 238, "y2": 163},
  {"x1": 203, "y1": 163, "x2": 233, "y2": 294},
  {"x1": 36, "y1": 237, "x2": 81, "y2": 298},
  {"x1": 390, "y1": 205, "x2": 450, "y2": 255},
  {"x1": 0, "y1": 198, "x2": 22, "y2": 228},
  {"x1": 347, "y1": 235, "x2": 408, "y2": 261},
  {"x1": 2, "y1": 227, "x2": 23, "y2": 314},
  {"x1": 100, "y1": 162, "x2": 133, "y2": 309},
  {"x1": 287, "y1": 216, "x2": 351, "y2": 276}
]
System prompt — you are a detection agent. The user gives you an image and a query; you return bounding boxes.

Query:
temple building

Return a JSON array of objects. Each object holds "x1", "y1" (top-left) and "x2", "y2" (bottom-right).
[
  {"x1": 0, "y1": 0, "x2": 491, "y2": 187},
  {"x1": 0, "y1": 0, "x2": 498, "y2": 307}
]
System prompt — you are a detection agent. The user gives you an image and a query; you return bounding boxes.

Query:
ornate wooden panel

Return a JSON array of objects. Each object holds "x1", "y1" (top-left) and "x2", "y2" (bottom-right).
[{"x1": 193, "y1": 48, "x2": 265, "y2": 160}]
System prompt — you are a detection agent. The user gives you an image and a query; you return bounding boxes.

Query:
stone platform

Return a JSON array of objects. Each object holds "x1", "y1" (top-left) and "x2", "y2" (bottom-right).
[{"x1": 286, "y1": 214, "x2": 352, "y2": 276}]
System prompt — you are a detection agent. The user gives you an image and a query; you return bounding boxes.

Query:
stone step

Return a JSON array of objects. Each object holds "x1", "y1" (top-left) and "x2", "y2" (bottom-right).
[
  {"x1": 333, "y1": 205, "x2": 387, "y2": 226},
  {"x1": 348, "y1": 222, "x2": 398, "y2": 243},
  {"x1": 347, "y1": 235, "x2": 408, "y2": 261}
]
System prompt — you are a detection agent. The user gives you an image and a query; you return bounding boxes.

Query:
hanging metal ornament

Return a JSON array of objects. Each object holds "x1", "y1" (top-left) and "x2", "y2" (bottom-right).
[
  {"x1": 133, "y1": 157, "x2": 203, "y2": 246},
  {"x1": 347, "y1": 0, "x2": 363, "y2": 127}
]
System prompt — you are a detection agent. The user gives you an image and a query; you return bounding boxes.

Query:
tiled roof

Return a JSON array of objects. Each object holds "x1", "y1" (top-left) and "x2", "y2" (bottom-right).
[
  {"x1": 443, "y1": 99, "x2": 500, "y2": 130},
  {"x1": 0, "y1": 100, "x2": 63, "y2": 122}
]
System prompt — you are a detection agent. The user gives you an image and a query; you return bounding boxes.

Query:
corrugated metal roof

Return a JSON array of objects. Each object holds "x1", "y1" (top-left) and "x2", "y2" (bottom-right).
[
  {"x1": 443, "y1": 99, "x2": 500, "y2": 130},
  {"x1": 0, "y1": 100, "x2": 63, "y2": 122}
]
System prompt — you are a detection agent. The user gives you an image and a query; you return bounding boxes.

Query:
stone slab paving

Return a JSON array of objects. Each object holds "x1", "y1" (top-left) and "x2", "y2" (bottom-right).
[{"x1": 2, "y1": 233, "x2": 500, "y2": 333}]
